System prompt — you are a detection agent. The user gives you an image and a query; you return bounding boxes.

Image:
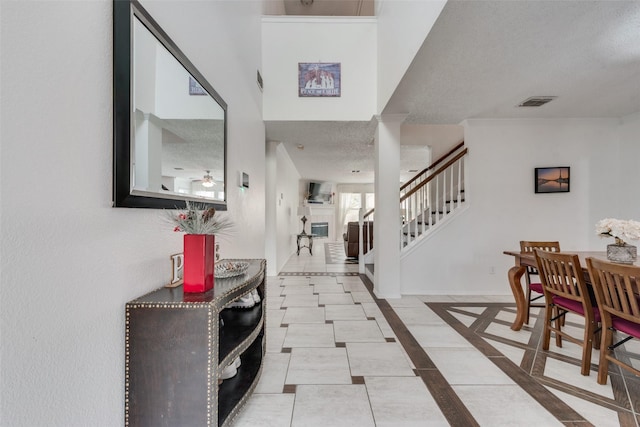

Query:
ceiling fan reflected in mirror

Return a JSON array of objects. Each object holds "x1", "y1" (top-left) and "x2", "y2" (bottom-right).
[{"x1": 202, "y1": 170, "x2": 215, "y2": 188}]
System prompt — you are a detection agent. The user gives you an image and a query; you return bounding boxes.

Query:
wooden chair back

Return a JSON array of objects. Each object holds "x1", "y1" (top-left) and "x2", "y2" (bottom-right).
[
  {"x1": 534, "y1": 249, "x2": 591, "y2": 306},
  {"x1": 535, "y1": 249, "x2": 600, "y2": 376},
  {"x1": 586, "y1": 257, "x2": 640, "y2": 384},
  {"x1": 586, "y1": 258, "x2": 640, "y2": 326},
  {"x1": 520, "y1": 241, "x2": 561, "y2": 278}
]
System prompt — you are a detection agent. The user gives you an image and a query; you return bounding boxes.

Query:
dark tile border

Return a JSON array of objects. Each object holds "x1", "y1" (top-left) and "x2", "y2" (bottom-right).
[
  {"x1": 359, "y1": 275, "x2": 481, "y2": 427},
  {"x1": 427, "y1": 302, "x2": 640, "y2": 426}
]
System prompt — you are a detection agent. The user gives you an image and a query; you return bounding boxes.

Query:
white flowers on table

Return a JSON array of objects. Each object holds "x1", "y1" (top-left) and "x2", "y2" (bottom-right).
[{"x1": 595, "y1": 218, "x2": 640, "y2": 245}]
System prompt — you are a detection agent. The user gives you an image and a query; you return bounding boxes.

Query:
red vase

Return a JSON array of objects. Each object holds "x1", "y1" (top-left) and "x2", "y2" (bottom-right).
[{"x1": 183, "y1": 234, "x2": 215, "y2": 293}]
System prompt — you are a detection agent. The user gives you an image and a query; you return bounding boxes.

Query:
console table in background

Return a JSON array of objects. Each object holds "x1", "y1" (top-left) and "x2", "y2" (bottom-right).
[
  {"x1": 297, "y1": 233, "x2": 317, "y2": 255},
  {"x1": 125, "y1": 259, "x2": 266, "y2": 427}
]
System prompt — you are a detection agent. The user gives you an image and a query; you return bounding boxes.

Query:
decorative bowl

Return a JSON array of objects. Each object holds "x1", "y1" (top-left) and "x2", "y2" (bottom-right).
[{"x1": 215, "y1": 261, "x2": 250, "y2": 278}]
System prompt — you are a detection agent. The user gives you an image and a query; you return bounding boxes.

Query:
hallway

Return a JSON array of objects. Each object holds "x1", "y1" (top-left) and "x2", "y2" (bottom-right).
[{"x1": 231, "y1": 242, "x2": 640, "y2": 426}]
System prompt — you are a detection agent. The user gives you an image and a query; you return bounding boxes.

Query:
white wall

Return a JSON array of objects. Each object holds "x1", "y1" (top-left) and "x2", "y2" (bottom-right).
[
  {"x1": 262, "y1": 16, "x2": 377, "y2": 121},
  {"x1": 618, "y1": 112, "x2": 640, "y2": 217},
  {"x1": 376, "y1": 0, "x2": 447, "y2": 111},
  {"x1": 0, "y1": 1, "x2": 264, "y2": 425},
  {"x1": 273, "y1": 143, "x2": 303, "y2": 273},
  {"x1": 400, "y1": 118, "x2": 622, "y2": 295}
]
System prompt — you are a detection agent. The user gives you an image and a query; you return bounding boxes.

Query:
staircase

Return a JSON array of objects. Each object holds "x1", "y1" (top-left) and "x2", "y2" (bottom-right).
[{"x1": 361, "y1": 141, "x2": 468, "y2": 266}]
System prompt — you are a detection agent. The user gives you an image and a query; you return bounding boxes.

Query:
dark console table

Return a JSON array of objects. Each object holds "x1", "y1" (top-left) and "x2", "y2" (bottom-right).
[
  {"x1": 297, "y1": 233, "x2": 317, "y2": 255},
  {"x1": 125, "y1": 259, "x2": 266, "y2": 427}
]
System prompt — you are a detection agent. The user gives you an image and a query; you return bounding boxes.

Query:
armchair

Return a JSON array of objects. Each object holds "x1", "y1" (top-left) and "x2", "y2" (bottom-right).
[{"x1": 343, "y1": 221, "x2": 373, "y2": 259}]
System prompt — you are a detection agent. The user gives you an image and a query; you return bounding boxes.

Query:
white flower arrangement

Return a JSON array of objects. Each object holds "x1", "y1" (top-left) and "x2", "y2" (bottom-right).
[
  {"x1": 166, "y1": 201, "x2": 234, "y2": 235},
  {"x1": 595, "y1": 218, "x2": 640, "y2": 245}
]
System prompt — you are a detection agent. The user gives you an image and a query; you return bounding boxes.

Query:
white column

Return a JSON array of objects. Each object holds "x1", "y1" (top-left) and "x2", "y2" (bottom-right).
[
  {"x1": 265, "y1": 140, "x2": 278, "y2": 276},
  {"x1": 373, "y1": 114, "x2": 406, "y2": 298},
  {"x1": 133, "y1": 112, "x2": 162, "y2": 192}
]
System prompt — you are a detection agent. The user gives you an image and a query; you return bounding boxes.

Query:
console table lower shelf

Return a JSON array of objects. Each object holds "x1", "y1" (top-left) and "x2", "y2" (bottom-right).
[{"x1": 124, "y1": 259, "x2": 266, "y2": 427}]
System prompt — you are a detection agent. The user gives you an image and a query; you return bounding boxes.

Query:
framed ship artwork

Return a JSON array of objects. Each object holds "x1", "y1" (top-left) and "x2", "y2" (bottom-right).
[{"x1": 298, "y1": 62, "x2": 341, "y2": 97}]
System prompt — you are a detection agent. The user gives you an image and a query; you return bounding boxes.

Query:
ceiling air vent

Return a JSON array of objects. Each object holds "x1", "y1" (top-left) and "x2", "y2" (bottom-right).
[{"x1": 518, "y1": 96, "x2": 557, "y2": 107}]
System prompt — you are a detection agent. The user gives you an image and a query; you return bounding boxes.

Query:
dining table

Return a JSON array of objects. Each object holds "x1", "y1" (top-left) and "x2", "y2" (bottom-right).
[{"x1": 503, "y1": 250, "x2": 640, "y2": 331}]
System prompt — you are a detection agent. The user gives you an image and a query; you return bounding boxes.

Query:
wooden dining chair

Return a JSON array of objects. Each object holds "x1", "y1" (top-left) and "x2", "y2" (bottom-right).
[
  {"x1": 534, "y1": 249, "x2": 601, "y2": 376},
  {"x1": 520, "y1": 241, "x2": 561, "y2": 324},
  {"x1": 586, "y1": 257, "x2": 640, "y2": 385}
]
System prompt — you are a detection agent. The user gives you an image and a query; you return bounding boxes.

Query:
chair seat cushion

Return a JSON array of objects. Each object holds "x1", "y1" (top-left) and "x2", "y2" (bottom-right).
[
  {"x1": 529, "y1": 282, "x2": 543, "y2": 294},
  {"x1": 612, "y1": 316, "x2": 640, "y2": 339},
  {"x1": 552, "y1": 296, "x2": 601, "y2": 322}
]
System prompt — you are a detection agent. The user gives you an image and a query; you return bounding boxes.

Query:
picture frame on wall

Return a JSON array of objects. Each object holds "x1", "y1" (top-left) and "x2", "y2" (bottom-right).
[
  {"x1": 535, "y1": 166, "x2": 570, "y2": 193},
  {"x1": 298, "y1": 62, "x2": 341, "y2": 97}
]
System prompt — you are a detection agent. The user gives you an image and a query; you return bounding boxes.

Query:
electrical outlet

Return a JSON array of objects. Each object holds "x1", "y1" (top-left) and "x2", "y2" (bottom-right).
[{"x1": 489, "y1": 266, "x2": 495, "y2": 275}]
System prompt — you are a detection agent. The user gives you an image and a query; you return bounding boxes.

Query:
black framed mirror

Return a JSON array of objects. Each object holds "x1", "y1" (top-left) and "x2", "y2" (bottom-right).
[{"x1": 113, "y1": 0, "x2": 227, "y2": 209}]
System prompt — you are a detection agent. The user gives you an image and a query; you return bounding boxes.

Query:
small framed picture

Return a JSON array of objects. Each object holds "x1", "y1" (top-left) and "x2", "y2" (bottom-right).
[
  {"x1": 535, "y1": 167, "x2": 570, "y2": 193},
  {"x1": 298, "y1": 62, "x2": 341, "y2": 97}
]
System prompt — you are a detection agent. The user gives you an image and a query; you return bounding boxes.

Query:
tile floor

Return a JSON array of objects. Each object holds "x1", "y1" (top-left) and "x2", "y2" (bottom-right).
[{"x1": 231, "y1": 241, "x2": 640, "y2": 427}]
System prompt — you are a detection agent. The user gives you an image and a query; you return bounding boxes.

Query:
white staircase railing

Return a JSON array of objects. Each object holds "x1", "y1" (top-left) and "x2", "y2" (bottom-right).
[
  {"x1": 360, "y1": 143, "x2": 468, "y2": 258},
  {"x1": 400, "y1": 147, "x2": 467, "y2": 248}
]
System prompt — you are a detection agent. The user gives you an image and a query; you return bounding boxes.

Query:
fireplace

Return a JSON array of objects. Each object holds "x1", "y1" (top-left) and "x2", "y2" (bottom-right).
[{"x1": 310, "y1": 222, "x2": 329, "y2": 238}]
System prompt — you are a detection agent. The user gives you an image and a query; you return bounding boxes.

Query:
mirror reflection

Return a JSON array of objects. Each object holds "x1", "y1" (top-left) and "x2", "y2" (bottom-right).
[{"x1": 131, "y1": 16, "x2": 226, "y2": 203}]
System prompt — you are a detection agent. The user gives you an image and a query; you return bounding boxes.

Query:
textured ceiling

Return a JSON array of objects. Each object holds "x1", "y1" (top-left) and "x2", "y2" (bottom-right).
[
  {"x1": 266, "y1": 0, "x2": 640, "y2": 184},
  {"x1": 384, "y1": 0, "x2": 640, "y2": 123}
]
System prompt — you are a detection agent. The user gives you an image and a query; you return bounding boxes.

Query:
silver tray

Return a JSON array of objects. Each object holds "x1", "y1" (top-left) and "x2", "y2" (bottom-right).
[{"x1": 215, "y1": 261, "x2": 250, "y2": 278}]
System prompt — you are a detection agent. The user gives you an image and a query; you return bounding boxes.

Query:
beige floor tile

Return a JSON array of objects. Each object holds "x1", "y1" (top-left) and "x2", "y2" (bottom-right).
[
  {"x1": 484, "y1": 338, "x2": 528, "y2": 367},
  {"x1": 291, "y1": 385, "x2": 375, "y2": 427},
  {"x1": 318, "y1": 293, "x2": 354, "y2": 305},
  {"x1": 313, "y1": 284, "x2": 345, "y2": 293},
  {"x1": 309, "y1": 276, "x2": 339, "y2": 285},
  {"x1": 349, "y1": 291, "x2": 375, "y2": 303},
  {"x1": 545, "y1": 386, "x2": 622, "y2": 427},
  {"x1": 394, "y1": 306, "x2": 446, "y2": 325},
  {"x1": 232, "y1": 393, "x2": 295, "y2": 427},
  {"x1": 266, "y1": 309, "x2": 286, "y2": 328},
  {"x1": 341, "y1": 282, "x2": 368, "y2": 292},
  {"x1": 279, "y1": 278, "x2": 310, "y2": 286},
  {"x1": 266, "y1": 296, "x2": 284, "y2": 309},
  {"x1": 333, "y1": 320, "x2": 385, "y2": 343},
  {"x1": 281, "y1": 307, "x2": 326, "y2": 324},
  {"x1": 324, "y1": 304, "x2": 367, "y2": 321},
  {"x1": 337, "y1": 276, "x2": 366, "y2": 285},
  {"x1": 360, "y1": 302, "x2": 384, "y2": 318},
  {"x1": 282, "y1": 323, "x2": 335, "y2": 348},
  {"x1": 385, "y1": 296, "x2": 426, "y2": 308},
  {"x1": 453, "y1": 385, "x2": 563, "y2": 426},
  {"x1": 285, "y1": 347, "x2": 351, "y2": 385},
  {"x1": 543, "y1": 357, "x2": 613, "y2": 399},
  {"x1": 254, "y1": 353, "x2": 291, "y2": 394},
  {"x1": 281, "y1": 294, "x2": 319, "y2": 308},
  {"x1": 449, "y1": 295, "x2": 496, "y2": 302},
  {"x1": 450, "y1": 311, "x2": 479, "y2": 327},
  {"x1": 484, "y1": 321, "x2": 533, "y2": 345},
  {"x1": 408, "y1": 324, "x2": 473, "y2": 348},
  {"x1": 266, "y1": 327, "x2": 287, "y2": 353},
  {"x1": 374, "y1": 317, "x2": 395, "y2": 338},
  {"x1": 415, "y1": 295, "x2": 456, "y2": 303},
  {"x1": 346, "y1": 342, "x2": 415, "y2": 377},
  {"x1": 280, "y1": 285, "x2": 315, "y2": 295},
  {"x1": 426, "y1": 347, "x2": 515, "y2": 385},
  {"x1": 487, "y1": 295, "x2": 520, "y2": 303},
  {"x1": 365, "y1": 376, "x2": 449, "y2": 426}
]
